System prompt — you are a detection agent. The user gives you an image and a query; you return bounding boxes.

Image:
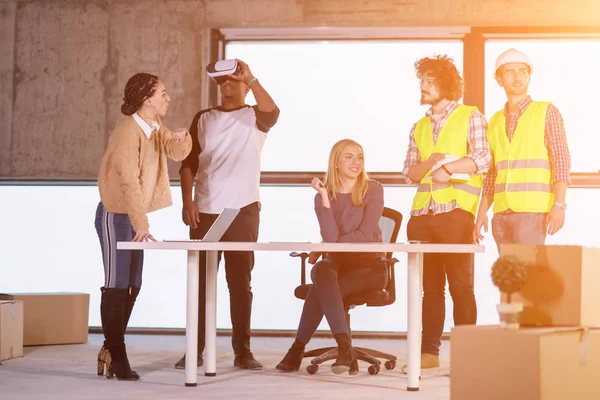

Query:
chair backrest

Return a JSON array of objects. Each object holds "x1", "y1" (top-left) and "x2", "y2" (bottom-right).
[
  {"x1": 379, "y1": 207, "x2": 403, "y2": 255},
  {"x1": 370, "y1": 207, "x2": 403, "y2": 306}
]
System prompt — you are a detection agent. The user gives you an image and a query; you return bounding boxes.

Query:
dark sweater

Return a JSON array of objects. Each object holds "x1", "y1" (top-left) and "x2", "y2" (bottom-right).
[{"x1": 314, "y1": 180, "x2": 384, "y2": 260}]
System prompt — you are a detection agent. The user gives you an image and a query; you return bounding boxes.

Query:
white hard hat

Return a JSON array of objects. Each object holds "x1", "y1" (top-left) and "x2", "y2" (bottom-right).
[{"x1": 494, "y1": 48, "x2": 532, "y2": 76}]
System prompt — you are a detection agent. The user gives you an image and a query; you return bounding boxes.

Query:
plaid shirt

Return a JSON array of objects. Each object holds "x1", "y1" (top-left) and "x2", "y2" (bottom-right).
[
  {"x1": 482, "y1": 96, "x2": 571, "y2": 196},
  {"x1": 403, "y1": 101, "x2": 492, "y2": 216}
]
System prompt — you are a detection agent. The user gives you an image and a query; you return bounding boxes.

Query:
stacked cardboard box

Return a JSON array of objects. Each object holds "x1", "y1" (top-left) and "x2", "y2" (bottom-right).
[
  {"x1": 0, "y1": 300, "x2": 24, "y2": 361},
  {"x1": 451, "y1": 245, "x2": 600, "y2": 400},
  {"x1": 0, "y1": 293, "x2": 89, "y2": 346}
]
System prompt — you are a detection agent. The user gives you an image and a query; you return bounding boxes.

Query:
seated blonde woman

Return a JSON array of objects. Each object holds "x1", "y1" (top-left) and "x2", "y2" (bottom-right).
[{"x1": 276, "y1": 139, "x2": 387, "y2": 375}]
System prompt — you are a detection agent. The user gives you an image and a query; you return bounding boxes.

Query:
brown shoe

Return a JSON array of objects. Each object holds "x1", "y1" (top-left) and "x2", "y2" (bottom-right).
[
  {"x1": 174, "y1": 354, "x2": 203, "y2": 369},
  {"x1": 401, "y1": 353, "x2": 440, "y2": 373},
  {"x1": 234, "y1": 352, "x2": 263, "y2": 370}
]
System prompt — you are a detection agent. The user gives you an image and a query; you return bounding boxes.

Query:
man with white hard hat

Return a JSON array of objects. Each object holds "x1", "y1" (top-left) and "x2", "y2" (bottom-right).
[{"x1": 473, "y1": 48, "x2": 571, "y2": 247}]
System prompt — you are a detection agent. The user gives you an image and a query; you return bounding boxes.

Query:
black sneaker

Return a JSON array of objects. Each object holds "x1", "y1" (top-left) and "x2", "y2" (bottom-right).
[
  {"x1": 233, "y1": 352, "x2": 263, "y2": 370},
  {"x1": 174, "y1": 353, "x2": 204, "y2": 369}
]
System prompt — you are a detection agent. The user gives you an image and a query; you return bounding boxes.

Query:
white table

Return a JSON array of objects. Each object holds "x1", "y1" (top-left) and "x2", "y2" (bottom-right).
[{"x1": 117, "y1": 241, "x2": 483, "y2": 391}]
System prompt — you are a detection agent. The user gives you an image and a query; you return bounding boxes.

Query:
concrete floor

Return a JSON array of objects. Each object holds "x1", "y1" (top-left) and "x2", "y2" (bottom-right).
[{"x1": 0, "y1": 334, "x2": 451, "y2": 400}]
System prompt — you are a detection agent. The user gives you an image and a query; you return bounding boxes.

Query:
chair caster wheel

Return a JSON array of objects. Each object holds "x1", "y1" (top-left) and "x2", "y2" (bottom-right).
[
  {"x1": 306, "y1": 364, "x2": 318, "y2": 375},
  {"x1": 384, "y1": 360, "x2": 396, "y2": 370},
  {"x1": 368, "y1": 364, "x2": 380, "y2": 375}
]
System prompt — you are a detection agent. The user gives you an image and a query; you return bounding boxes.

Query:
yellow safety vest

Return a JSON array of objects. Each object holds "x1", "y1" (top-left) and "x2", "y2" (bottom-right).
[
  {"x1": 487, "y1": 101, "x2": 553, "y2": 214},
  {"x1": 411, "y1": 105, "x2": 483, "y2": 215}
]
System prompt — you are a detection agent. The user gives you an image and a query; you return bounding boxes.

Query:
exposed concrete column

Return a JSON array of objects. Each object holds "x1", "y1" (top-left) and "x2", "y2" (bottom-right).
[{"x1": 0, "y1": 1, "x2": 16, "y2": 176}]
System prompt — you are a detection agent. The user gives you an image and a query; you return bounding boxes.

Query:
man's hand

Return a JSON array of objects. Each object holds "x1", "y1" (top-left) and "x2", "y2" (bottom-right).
[
  {"x1": 227, "y1": 59, "x2": 255, "y2": 85},
  {"x1": 426, "y1": 153, "x2": 447, "y2": 183},
  {"x1": 182, "y1": 201, "x2": 200, "y2": 229},
  {"x1": 172, "y1": 128, "x2": 189, "y2": 142},
  {"x1": 546, "y1": 205, "x2": 565, "y2": 235},
  {"x1": 430, "y1": 166, "x2": 451, "y2": 183},
  {"x1": 473, "y1": 212, "x2": 489, "y2": 244},
  {"x1": 308, "y1": 251, "x2": 322, "y2": 264},
  {"x1": 427, "y1": 152, "x2": 446, "y2": 165}
]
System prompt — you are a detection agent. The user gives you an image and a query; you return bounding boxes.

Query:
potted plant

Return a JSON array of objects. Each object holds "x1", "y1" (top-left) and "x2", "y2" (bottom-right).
[{"x1": 491, "y1": 255, "x2": 528, "y2": 329}]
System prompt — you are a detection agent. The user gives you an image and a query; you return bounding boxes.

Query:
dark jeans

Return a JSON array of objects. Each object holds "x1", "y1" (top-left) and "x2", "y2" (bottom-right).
[
  {"x1": 191, "y1": 202, "x2": 260, "y2": 357},
  {"x1": 407, "y1": 208, "x2": 476, "y2": 356},
  {"x1": 296, "y1": 256, "x2": 388, "y2": 345}
]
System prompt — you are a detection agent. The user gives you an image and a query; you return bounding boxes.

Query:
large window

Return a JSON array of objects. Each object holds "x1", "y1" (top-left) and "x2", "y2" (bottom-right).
[
  {"x1": 2, "y1": 184, "x2": 598, "y2": 331},
  {"x1": 485, "y1": 39, "x2": 600, "y2": 172},
  {"x1": 226, "y1": 41, "x2": 463, "y2": 172}
]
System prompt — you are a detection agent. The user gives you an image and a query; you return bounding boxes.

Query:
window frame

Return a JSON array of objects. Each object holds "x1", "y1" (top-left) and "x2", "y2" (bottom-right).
[{"x1": 206, "y1": 26, "x2": 600, "y2": 187}]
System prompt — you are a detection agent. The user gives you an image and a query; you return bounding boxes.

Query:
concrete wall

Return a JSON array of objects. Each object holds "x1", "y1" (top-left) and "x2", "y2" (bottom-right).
[
  {"x1": 1, "y1": 0, "x2": 599, "y2": 178},
  {"x1": 1, "y1": 0, "x2": 206, "y2": 178}
]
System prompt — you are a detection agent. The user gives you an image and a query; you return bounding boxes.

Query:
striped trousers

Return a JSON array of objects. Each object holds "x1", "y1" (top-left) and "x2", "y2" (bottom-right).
[{"x1": 94, "y1": 202, "x2": 143, "y2": 289}]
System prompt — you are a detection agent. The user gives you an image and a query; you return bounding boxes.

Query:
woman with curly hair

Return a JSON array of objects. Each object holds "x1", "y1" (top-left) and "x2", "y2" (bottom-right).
[
  {"x1": 401, "y1": 55, "x2": 492, "y2": 371},
  {"x1": 95, "y1": 73, "x2": 192, "y2": 380}
]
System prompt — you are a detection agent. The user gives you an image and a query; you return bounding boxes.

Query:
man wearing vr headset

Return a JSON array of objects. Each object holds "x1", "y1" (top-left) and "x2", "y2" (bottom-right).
[
  {"x1": 402, "y1": 55, "x2": 491, "y2": 371},
  {"x1": 177, "y1": 59, "x2": 279, "y2": 370}
]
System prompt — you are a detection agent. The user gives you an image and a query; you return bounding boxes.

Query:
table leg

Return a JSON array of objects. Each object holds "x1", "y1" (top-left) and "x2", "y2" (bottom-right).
[
  {"x1": 204, "y1": 250, "x2": 218, "y2": 376},
  {"x1": 406, "y1": 252, "x2": 424, "y2": 391},
  {"x1": 185, "y1": 250, "x2": 200, "y2": 387}
]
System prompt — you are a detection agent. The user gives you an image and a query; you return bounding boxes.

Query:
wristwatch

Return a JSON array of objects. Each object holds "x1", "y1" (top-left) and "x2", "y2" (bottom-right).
[{"x1": 553, "y1": 202, "x2": 567, "y2": 210}]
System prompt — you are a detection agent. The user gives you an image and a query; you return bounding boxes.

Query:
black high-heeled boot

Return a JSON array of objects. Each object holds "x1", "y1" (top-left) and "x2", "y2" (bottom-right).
[
  {"x1": 98, "y1": 287, "x2": 141, "y2": 377},
  {"x1": 276, "y1": 340, "x2": 306, "y2": 372},
  {"x1": 124, "y1": 287, "x2": 140, "y2": 328},
  {"x1": 100, "y1": 287, "x2": 139, "y2": 381},
  {"x1": 331, "y1": 333, "x2": 357, "y2": 375},
  {"x1": 97, "y1": 344, "x2": 109, "y2": 376},
  {"x1": 106, "y1": 343, "x2": 138, "y2": 380}
]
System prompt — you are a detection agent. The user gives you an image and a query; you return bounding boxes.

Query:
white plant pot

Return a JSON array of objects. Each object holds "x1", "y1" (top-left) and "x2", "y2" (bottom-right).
[{"x1": 497, "y1": 302, "x2": 524, "y2": 329}]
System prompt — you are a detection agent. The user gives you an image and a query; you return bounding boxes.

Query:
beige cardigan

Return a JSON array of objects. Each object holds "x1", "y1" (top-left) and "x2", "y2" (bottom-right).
[{"x1": 98, "y1": 115, "x2": 192, "y2": 231}]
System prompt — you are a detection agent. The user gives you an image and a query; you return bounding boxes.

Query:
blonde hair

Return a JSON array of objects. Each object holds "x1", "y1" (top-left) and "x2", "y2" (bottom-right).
[{"x1": 324, "y1": 139, "x2": 369, "y2": 206}]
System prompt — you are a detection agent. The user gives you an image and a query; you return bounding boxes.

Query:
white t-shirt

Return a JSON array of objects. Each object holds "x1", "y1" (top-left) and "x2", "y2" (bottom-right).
[{"x1": 182, "y1": 105, "x2": 280, "y2": 214}]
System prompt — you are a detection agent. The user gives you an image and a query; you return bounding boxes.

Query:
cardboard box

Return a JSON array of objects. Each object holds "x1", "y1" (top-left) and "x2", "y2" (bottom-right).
[
  {"x1": 451, "y1": 325, "x2": 600, "y2": 400},
  {"x1": 498, "y1": 244, "x2": 600, "y2": 326},
  {"x1": 0, "y1": 293, "x2": 89, "y2": 346},
  {"x1": 0, "y1": 300, "x2": 24, "y2": 361}
]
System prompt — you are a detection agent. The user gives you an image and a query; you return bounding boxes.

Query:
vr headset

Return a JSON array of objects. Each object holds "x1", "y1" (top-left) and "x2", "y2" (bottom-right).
[{"x1": 206, "y1": 59, "x2": 240, "y2": 84}]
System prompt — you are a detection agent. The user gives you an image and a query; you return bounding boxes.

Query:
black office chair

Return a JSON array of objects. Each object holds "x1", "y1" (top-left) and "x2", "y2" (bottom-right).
[{"x1": 289, "y1": 207, "x2": 403, "y2": 375}]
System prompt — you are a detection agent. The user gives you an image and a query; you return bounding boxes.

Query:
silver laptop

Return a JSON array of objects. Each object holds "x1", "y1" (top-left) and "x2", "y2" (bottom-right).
[{"x1": 164, "y1": 208, "x2": 240, "y2": 242}]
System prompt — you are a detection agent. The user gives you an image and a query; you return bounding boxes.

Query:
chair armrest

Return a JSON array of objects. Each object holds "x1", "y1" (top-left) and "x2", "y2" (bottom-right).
[
  {"x1": 290, "y1": 252, "x2": 308, "y2": 258},
  {"x1": 381, "y1": 256, "x2": 399, "y2": 303},
  {"x1": 290, "y1": 252, "x2": 309, "y2": 286},
  {"x1": 381, "y1": 256, "x2": 399, "y2": 266}
]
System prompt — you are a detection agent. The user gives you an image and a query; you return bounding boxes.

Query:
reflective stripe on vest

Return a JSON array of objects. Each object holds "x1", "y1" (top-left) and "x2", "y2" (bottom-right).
[
  {"x1": 495, "y1": 159, "x2": 551, "y2": 170},
  {"x1": 411, "y1": 104, "x2": 482, "y2": 215},
  {"x1": 487, "y1": 101, "x2": 553, "y2": 214},
  {"x1": 417, "y1": 182, "x2": 482, "y2": 196},
  {"x1": 494, "y1": 182, "x2": 552, "y2": 193}
]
